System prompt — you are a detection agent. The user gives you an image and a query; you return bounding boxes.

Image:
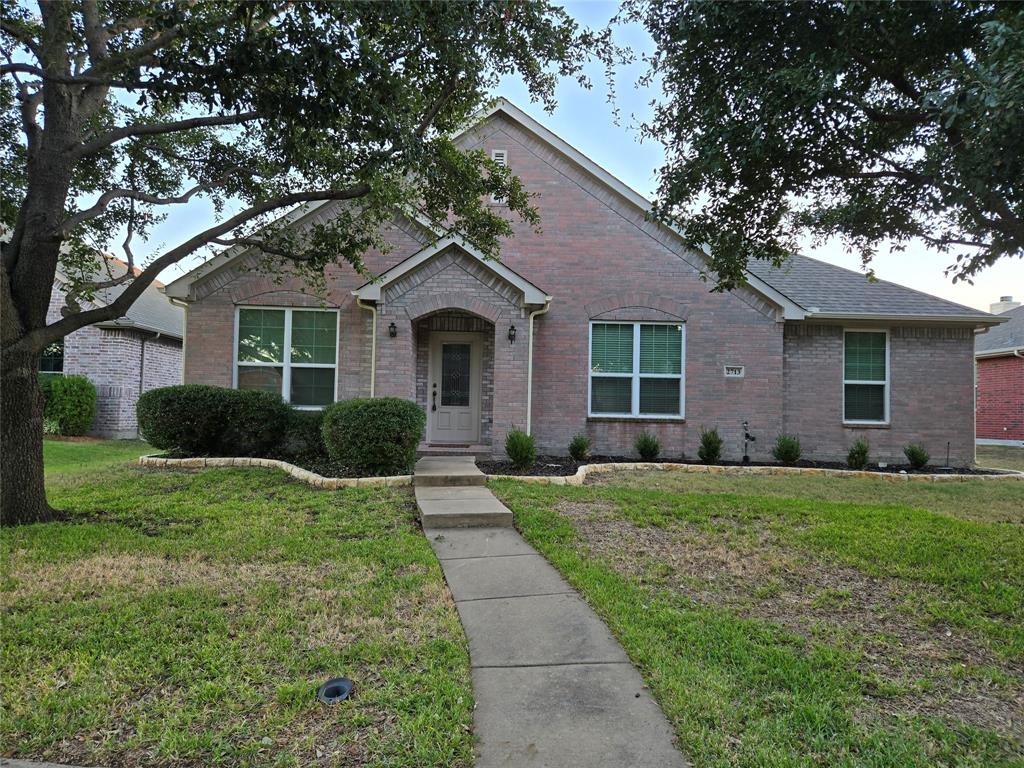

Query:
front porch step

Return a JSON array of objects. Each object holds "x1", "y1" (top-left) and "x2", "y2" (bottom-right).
[
  {"x1": 415, "y1": 486, "x2": 513, "y2": 528},
  {"x1": 417, "y1": 443, "x2": 491, "y2": 456},
  {"x1": 413, "y1": 456, "x2": 486, "y2": 487}
]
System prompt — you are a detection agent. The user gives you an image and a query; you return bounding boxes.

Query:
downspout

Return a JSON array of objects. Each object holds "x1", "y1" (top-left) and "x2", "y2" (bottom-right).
[
  {"x1": 169, "y1": 297, "x2": 188, "y2": 384},
  {"x1": 356, "y1": 297, "x2": 377, "y2": 397},
  {"x1": 525, "y1": 298, "x2": 552, "y2": 436}
]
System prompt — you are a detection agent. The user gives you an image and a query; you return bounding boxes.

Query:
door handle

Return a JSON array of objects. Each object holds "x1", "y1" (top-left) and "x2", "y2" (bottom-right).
[{"x1": 431, "y1": 385, "x2": 437, "y2": 411}]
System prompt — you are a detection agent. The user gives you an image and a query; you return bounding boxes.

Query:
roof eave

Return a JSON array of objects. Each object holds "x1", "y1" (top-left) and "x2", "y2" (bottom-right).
[
  {"x1": 93, "y1": 318, "x2": 183, "y2": 339},
  {"x1": 976, "y1": 346, "x2": 1024, "y2": 359},
  {"x1": 803, "y1": 311, "x2": 1005, "y2": 326}
]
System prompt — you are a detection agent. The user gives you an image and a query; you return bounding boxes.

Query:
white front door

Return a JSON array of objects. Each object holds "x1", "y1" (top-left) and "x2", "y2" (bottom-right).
[{"x1": 428, "y1": 332, "x2": 481, "y2": 444}]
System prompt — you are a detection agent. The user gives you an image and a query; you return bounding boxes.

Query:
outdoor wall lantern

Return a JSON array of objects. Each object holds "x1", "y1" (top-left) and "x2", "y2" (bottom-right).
[
  {"x1": 388, "y1": 322, "x2": 397, "y2": 338},
  {"x1": 507, "y1": 324, "x2": 517, "y2": 344}
]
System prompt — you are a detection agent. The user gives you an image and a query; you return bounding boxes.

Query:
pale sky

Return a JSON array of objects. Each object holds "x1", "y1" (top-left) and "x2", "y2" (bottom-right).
[{"x1": 154, "y1": 1, "x2": 1022, "y2": 313}]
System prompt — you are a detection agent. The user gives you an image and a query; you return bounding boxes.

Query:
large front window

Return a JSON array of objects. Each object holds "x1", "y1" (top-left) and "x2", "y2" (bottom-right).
[
  {"x1": 236, "y1": 307, "x2": 337, "y2": 407},
  {"x1": 843, "y1": 330, "x2": 888, "y2": 423},
  {"x1": 589, "y1": 322, "x2": 684, "y2": 418}
]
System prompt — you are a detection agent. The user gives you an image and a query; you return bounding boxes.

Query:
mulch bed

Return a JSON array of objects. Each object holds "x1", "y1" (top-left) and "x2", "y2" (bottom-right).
[{"x1": 475, "y1": 455, "x2": 999, "y2": 477}]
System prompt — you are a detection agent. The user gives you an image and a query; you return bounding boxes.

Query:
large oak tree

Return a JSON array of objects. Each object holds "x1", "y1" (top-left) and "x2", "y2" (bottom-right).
[
  {"x1": 1, "y1": 0, "x2": 604, "y2": 524},
  {"x1": 628, "y1": 0, "x2": 1024, "y2": 288}
]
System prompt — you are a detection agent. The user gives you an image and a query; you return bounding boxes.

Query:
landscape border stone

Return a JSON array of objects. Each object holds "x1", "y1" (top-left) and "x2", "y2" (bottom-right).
[{"x1": 141, "y1": 454, "x2": 1022, "y2": 488}]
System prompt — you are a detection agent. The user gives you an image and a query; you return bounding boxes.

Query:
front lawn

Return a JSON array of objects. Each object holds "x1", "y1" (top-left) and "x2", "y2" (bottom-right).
[
  {"x1": 493, "y1": 472, "x2": 1024, "y2": 767},
  {"x1": 978, "y1": 444, "x2": 1024, "y2": 473},
  {"x1": 1, "y1": 439, "x2": 474, "y2": 767}
]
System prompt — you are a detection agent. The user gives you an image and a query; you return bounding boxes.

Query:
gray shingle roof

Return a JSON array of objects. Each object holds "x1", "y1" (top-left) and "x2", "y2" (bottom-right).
[
  {"x1": 746, "y1": 253, "x2": 996, "y2": 321},
  {"x1": 89, "y1": 258, "x2": 184, "y2": 338},
  {"x1": 976, "y1": 304, "x2": 1024, "y2": 354}
]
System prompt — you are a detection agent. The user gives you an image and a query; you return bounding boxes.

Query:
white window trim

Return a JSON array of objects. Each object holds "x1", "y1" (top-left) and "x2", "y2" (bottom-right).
[
  {"x1": 588, "y1": 321, "x2": 686, "y2": 419},
  {"x1": 232, "y1": 305, "x2": 340, "y2": 410},
  {"x1": 842, "y1": 328, "x2": 890, "y2": 425}
]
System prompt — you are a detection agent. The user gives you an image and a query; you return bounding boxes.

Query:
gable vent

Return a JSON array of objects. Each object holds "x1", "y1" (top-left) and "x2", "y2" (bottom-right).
[{"x1": 490, "y1": 150, "x2": 508, "y2": 204}]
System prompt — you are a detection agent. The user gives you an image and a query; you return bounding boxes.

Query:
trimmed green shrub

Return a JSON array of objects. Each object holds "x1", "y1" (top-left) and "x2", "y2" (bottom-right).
[
  {"x1": 322, "y1": 397, "x2": 425, "y2": 476},
  {"x1": 568, "y1": 433, "x2": 591, "y2": 462},
  {"x1": 505, "y1": 428, "x2": 537, "y2": 470},
  {"x1": 278, "y1": 408, "x2": 327, "y2": 460},
  {"x1": 138, "y1": 385, "x2": 230, "y2": 453},
  {"x1": 847, "y1": 439, "x2": 870, "y2": 470},
  {"x1": 220, "y1": 389, "x2": 290, "y2": 456},
  {"x1": 772, "y1": 434, "x2": 802, "y2": 465},
  {"x1": 42, "y1": 375, "x2": 96, "y2": 436},
  {"x1": 904, "y1": 443, "x2": 930, "y2": 470},
  {"x1": 634, "y1": 431, "x2": 660, "y2": 461},
  {"x1": 697, "y1": 427, "x2": 723, "y2": 464}
]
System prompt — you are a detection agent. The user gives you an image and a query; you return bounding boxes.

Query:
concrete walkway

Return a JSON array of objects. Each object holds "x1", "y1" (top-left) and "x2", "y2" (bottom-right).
[{"x1": 416, "y1": 457, "x2": 687, "y2": 767}]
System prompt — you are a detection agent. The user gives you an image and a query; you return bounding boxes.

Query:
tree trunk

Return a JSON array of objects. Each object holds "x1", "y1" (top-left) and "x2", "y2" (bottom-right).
[{"x1": 1, "y1": 347, "x2": 55, "y2": 525}]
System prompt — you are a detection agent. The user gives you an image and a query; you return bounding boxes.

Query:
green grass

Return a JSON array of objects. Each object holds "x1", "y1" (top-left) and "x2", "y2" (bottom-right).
[
  {"x1": 492, "y1": 474, "x2": 1024, "y2": 768},
  {"x1": 1, "y1": 440, "x2": 474, "y2": 767},
  {"x1": 977, "y1": 445, "x2": 1024, "y2": 473}
]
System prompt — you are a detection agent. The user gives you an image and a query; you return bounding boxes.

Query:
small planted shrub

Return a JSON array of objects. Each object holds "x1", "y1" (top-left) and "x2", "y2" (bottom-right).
[
  {"x1": 42, "y1": 374, "x2": 96, "y2": 436},
  {"x1": 904, "y1": 443, "x2": 930, "y2": 470},
  {"x1": 322, "y1": 397, "x2": 425, "y2": 476},
  {"x1": 568, "y1": 433, "x2": 591, "y2": 462},
  {"x1": 847, "y1": 439, "x2": 870, "y2": 470},
  {"x1": 505, "y1": 428, "x2": 537, "y2": 470},
  {"x1": 634, "y1": 431, "x2": 660, "y2": 461},
  {"x1": 771, "y1": 434, "x2": 802, "y2": 465},
  {"x1": 697, "y1": 427, "x2": 723, "y2": 464}
]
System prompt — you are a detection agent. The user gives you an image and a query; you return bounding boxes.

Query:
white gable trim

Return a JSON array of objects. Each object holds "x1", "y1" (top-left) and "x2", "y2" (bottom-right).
[{"x1": 353, "y1": 235, "x2": 550, "y2": 306}]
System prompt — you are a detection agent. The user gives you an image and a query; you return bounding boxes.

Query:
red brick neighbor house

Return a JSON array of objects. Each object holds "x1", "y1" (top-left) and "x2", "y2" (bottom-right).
[
  {"x1": 164, "y1": 99, "x2": 1004, "y2": 466},
  {"x1": 976, "y1": 300, "x2": 1024, "y2": 446},
  {"x1": 47, "y1": 258, "x2": 183, "y2": 438}
]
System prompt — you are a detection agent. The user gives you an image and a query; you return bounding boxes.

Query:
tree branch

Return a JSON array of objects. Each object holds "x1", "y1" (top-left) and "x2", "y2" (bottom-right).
[
  {"x1": 0, "y1": 18, "x2": 40, "y2": 56},
  {"x1": 60, "y1": 179, "x2": 219, "y2": 232},
  {"x1": 11, "y1": 183, "x2": 372, "y2": 353},
  {"x1": 74, "y1": 111, "x2": 260, "y2": 157}
]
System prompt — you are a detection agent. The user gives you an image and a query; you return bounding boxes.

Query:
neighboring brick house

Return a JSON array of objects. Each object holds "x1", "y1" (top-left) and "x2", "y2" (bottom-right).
[
  {"x1": 975, "y1": 302, "x2": 1024, "y2": 446},
  {"x1": 165, "y1": 99, "x2": 1004, "y2": 466},
  {"x1": 46, "y1": 258, "x2": 183, "y2": 438}
]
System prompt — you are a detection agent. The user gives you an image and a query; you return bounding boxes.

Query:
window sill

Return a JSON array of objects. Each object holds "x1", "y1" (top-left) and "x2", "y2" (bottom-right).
[
  {"x1": 588, "y1": 416, "x2": 686, "y2": 424},
  {"x1": 842, "y1": 421, "x2": 890, "y2": 429}
]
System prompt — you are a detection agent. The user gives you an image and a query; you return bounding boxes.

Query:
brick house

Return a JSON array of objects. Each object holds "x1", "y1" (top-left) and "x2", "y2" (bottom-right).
[
  {"x1": 165, "y1": 99, "x2": 1004, "y2": 466},
  {"x1": 975, "y1": 302, "x2": 1024, "y2": 446},
  {"x1": 46, "y1": 258, "x2": 183, "y2": 438}
]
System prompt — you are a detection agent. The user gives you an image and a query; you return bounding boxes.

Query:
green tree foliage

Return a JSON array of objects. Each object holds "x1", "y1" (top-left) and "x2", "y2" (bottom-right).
[
  {"x1": 627, "y1": 0, "x2": 1024, "y2": 287},
  {"x1": 0, "y1": 1, "x2": 606, "y2": 522}
]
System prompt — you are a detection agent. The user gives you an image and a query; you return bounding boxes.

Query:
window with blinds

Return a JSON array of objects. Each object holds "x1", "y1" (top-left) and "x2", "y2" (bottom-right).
[
  {"x1": 236, "y1": 307, "x2": 338, "y2": 408},
  {"x1": 843, "y1": 330, "x2": 888, "y2": 423},
  {"x1": 589, "y1": 322, "x2": 684, "y2": 417}
]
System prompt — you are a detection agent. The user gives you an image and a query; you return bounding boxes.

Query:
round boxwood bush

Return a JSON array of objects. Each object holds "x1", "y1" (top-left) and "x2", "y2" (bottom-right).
[
  {"x1": 42, "y1": 374, "x2": 96, "y2": 436},
  {"x1": 568, "y1": 433, "x2": 591, "y2": 462},
  {"x1": 903, "y1": 443, "x2": 930, "y2": 470},
  {"x1": 847, "y1": 439, "x2": 870, "y2": 470},
  {"x1": 322, "y1": 398, "x2": 425, "y2": 476}
]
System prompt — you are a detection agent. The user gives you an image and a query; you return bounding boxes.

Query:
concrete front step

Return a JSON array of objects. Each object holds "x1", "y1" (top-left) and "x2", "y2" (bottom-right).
[
  {"x1": 415, "y1": 486, "x2": 513, "y2": 528},
  {"x1": 413, "y1": 456, "x2": 486, "y2": 487}
]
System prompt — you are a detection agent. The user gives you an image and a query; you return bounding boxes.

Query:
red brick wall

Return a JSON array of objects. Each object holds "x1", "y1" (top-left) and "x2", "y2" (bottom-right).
[
  {"x1": 48, "y1": 284, "x2": 182, "y2": 438},
  {"x1": 976, "y1": 355, "x2": 1024, "y2": 440},
  {"x1": 784, "y1": 324, "x2": 976, "y2": 466}
]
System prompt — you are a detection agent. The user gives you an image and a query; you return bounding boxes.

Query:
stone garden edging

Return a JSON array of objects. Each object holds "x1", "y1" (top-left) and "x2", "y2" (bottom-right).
[
  {"x1": 138, "y1": 454, "x2": 412, "y2": 489},
  {"x1": 141, "y1": 454, "x2": 1023, "y2": 489},
  {"x1": 487, "y1": 461, "x2": 1024, "y2": 486}
]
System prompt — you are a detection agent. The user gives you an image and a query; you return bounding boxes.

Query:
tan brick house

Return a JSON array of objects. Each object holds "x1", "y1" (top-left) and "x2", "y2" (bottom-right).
[{"x1": 165, "y1": 99, "x2": 1004, "y2": 466}]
